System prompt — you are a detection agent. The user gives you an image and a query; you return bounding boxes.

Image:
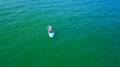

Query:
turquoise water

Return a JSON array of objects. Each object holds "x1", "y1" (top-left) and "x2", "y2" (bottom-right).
[{"x1": 0, "y1": 0, "x2": 120, "y2": 67}]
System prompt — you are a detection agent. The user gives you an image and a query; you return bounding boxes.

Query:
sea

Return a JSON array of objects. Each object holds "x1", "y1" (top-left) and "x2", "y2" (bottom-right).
[{"x1": 0, "y1": 0, "x2": 120, "y2": 67}]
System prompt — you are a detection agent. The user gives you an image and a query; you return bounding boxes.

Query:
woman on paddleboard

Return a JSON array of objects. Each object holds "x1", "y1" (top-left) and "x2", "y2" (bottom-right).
[{"x1": 48, "y1": 25, "x2": 54, "y2": 38}]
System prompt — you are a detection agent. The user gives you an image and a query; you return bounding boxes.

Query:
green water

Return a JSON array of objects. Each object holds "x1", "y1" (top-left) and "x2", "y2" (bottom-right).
[{"x1": 0, "y1": 0, "x2": 120, "y2": 67}]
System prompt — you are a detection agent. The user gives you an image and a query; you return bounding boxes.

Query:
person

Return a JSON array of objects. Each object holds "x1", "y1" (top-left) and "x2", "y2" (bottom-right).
[{"x1": 48, "y1": 25, "x2": 53, "y2": 33}]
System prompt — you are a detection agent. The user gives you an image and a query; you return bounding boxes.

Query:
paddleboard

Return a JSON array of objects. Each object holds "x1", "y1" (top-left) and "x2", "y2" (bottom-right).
[{"x1": 48, "y1": 30, "x2": 54, "y2": 38}]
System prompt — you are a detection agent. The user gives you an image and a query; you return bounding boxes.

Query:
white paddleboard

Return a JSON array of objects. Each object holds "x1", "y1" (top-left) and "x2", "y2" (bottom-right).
[{"x1": 48, "y1": 31, "x2": 54, "y2": 38}]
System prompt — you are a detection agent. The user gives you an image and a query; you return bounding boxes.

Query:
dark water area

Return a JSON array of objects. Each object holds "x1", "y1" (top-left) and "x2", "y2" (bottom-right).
[{"x1": 0, "y1": 0, "x2": 120, "y2": 67}]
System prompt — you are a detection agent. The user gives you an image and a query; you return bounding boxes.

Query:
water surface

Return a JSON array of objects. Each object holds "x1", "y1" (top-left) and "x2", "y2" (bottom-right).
[{"x1": 0, "y1": 0, "x2": 120, "y2": 67}]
